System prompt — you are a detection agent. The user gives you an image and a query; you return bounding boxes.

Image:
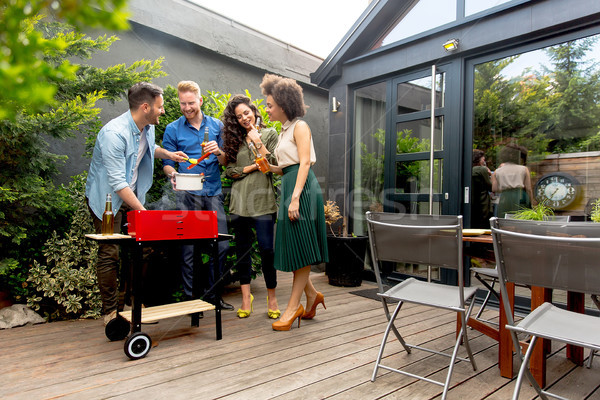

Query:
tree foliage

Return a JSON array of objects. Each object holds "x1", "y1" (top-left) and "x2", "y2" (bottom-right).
[
  {"x1": 0, "y1": 18, "x2": 165, "y2": 303},
  {"x1": 474, "y1": 36, "x2": 600, "y2": 164},
  {"x1": 0, "y1": 0, "x2": 130, "y2": 121}
]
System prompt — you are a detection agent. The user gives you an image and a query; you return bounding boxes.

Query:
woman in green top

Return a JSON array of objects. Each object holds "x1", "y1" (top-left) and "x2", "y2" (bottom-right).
[{"x1": 222, "y1": 95, "x2": 280, "y2": 319}]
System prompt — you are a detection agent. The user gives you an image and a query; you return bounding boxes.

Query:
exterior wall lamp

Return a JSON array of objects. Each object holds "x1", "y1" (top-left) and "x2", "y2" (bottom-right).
[
  {"x1": 443, "y1": 38, "x2": 459, "y2": 52},
  {"x1": 332, "y1": 97, "x2": 341, "y2": 112}
]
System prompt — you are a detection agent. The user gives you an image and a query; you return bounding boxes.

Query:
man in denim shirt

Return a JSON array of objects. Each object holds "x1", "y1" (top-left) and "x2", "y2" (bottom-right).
[
  {"x1": 163, "y1": 81, "x2": 233, "y2": 310},
  {"x1": 86, "y1": 82, "x2": 187, "y2": 324}
]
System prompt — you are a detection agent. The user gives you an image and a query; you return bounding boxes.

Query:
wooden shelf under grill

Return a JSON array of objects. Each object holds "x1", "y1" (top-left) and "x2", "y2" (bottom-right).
[{"x1": 119, "y1": 300, "x2": 215, "y2": 324}]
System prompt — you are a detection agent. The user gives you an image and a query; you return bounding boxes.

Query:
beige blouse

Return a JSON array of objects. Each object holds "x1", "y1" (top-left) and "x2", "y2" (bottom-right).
[
  {"x1": 274, "y1": 118, "x2": 317, "y2": 169},
  {"x1": 494, "y1": 162, "x2": 528, "y2": 191}
]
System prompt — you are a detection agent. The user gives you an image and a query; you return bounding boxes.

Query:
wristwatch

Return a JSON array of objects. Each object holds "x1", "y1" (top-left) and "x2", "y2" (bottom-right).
[{"x1": 254, "y1": 141, "x2": 263, "y2": 150}]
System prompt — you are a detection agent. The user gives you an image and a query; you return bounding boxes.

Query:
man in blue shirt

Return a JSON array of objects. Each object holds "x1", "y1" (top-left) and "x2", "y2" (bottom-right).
[
  {"x1": 86, "y1": 82, "x2": 187, "y2": 325},
  {"x1": 163, "y1": 81, "x2": 233, "y2": 310}
]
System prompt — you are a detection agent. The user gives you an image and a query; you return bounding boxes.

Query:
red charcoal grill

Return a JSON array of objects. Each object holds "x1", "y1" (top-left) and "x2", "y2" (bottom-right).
[
  {"x1": 95, "y1": 210, "x2": 224, "y2": 360},
  {"x1": 127, "y1": 210, "x2": 218, "y2": 241}
]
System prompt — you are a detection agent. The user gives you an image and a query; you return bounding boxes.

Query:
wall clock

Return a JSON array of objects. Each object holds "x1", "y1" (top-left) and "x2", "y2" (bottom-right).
[{"x1": 534, "y1": 172, "x2": 580, "y2": 209}]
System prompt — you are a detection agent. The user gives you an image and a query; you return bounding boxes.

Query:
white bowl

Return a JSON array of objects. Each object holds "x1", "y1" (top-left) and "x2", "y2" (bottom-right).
[{"x1": 175, "y1": 173, "x2": 204, "y2": 191}]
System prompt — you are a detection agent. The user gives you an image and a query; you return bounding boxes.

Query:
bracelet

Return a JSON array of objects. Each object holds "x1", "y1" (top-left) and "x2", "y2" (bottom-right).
[{"x1": 215, "y1": 150, "x2": 222, "y2": 156}]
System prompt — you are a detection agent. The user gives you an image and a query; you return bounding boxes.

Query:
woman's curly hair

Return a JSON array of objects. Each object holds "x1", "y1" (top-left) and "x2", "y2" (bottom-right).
[
  {"x1": 221, "y1": 95, "x2": 263, "y2": 164},
  {"x1": 260, "y1": 73, "x2": 307, "y2": 120}
]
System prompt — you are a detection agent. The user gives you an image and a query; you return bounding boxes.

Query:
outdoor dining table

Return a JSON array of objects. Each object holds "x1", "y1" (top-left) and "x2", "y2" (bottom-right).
[{"x1": 459, "y1": 231, "x2": 585, "y2": 388}]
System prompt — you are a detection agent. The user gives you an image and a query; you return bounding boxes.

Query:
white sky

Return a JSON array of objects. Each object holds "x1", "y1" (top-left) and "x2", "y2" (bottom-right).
[{"x1": 188, "y1": 0, "x2": 370, "y2": 58}]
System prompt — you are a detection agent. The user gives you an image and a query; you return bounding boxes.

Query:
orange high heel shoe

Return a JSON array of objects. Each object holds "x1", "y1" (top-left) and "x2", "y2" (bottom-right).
[
  {"x1": 302, "y1": 292, "x2": 326, "y2": 320},
  {"x1": 272, "y1": 304, "x2": 304, "y2": 331}
]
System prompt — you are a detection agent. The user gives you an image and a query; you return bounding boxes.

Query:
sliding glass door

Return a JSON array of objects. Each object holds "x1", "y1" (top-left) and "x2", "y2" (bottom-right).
[{"x1": 352, "y1": 63, "x2": 461, "y2": 281}]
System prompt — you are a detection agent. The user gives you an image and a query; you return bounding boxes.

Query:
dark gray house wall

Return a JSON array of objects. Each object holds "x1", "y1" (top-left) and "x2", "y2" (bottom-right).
[{"x1": 56, "y1": 0, "x2": 329, "y2": 191}]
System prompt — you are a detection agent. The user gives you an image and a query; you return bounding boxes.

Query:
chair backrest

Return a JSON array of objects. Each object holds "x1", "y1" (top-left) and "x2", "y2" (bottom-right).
[
  {"x1": 545, "y1": 215, "x2": 571, "y2": 222},
  {"x1": 366, "y1": 212, "x2": 464, "y2": 290},
  {"x1": 491, "y1": 217, "x2": 600, "y2": 294},
  {"x1": 504, "y1": 214, "x2": 571, "y2": 222}
]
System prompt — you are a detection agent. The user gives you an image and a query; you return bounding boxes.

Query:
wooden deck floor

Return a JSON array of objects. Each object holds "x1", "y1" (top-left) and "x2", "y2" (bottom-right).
[{"x1": 2, "y1": 272, "x2": 599, "y2": 399}]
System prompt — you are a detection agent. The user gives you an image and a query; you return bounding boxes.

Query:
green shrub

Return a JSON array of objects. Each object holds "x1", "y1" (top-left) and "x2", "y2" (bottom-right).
[{"x1": 26, "y1": 173, "x2": 101, "y2": 320}]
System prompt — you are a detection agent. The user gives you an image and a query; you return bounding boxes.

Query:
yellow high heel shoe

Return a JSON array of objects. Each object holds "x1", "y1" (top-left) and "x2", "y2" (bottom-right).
[
  {"x1": 272, "y1": 304, "x2": 304, "y2": 331},
  {"x1": 267, "y1": 296, "x2": 281, "y2": 319},
  {"x1": 302, "y1": 292, "x2": 326, "y2": 320},
  {"x1": 237, "y1": 294, "x2": 254, "y2": 318}
]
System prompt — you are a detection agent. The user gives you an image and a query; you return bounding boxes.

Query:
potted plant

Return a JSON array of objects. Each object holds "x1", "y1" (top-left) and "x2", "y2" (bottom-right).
[
  {"x1": 323, "y1": 200, "x2": 369, "y2": 287},
  {"x1": 510, "y1": 202, "x2": 555, "y2": 221}
]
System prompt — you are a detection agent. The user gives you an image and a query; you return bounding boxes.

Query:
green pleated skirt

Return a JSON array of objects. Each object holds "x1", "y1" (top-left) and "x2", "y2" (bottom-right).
[
  {"x1": 498, "y1": 188, "x2": 531, "y2": 218},
  {"x1": 274, "y1": 164, "x2": 329, "y2": 272}
]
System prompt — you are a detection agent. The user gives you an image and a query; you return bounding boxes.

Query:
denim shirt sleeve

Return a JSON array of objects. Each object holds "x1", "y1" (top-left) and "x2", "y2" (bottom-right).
[{"x1": 99, "y1": 128, "x2": 130, "y2": 193}]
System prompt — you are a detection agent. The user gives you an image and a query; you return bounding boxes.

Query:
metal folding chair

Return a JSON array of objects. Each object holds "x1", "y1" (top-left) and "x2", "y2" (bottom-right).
[
  {"x1": 366, "y1": 212, "x2": 478, "y2": 400},
  {"x1": 491, "y1": 217, "x2": 600, "y2": 400},
  {"x1": 587, "y1": 294, "x2": 600, "y2": 368},
  {"x1": 472, "y1": 215, "x2": 570, "y2": 325}
]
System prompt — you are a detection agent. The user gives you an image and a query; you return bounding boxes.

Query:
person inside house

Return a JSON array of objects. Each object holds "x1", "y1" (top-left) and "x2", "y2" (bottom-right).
[
  {"x1": 162, "y1": 81, "x2": 233, "y2": 310},
  {"x1": 471, "y1": 149, "x2": 493, "y2": 228},
  {"x1": 221, "y1": 95, "x2": 280, "y2": 319},
  {"x1": 492, "y1": 143, "x2": 534, "y2": 218},
  {"x1": 85, "y1": 82, "x2": 187, "y2": 325},
  {"x1": 260, "y1": 73, "x2": 328, "y2": 331}
]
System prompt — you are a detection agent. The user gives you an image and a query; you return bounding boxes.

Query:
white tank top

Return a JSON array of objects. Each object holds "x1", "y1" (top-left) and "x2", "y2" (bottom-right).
[{"x1": 274, "y1": 118, "x2": 317, "y2": 169}]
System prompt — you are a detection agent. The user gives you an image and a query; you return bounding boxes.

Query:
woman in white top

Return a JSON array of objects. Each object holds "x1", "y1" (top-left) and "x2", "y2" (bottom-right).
[
  {"x1": 492, "y1": 144, "x2": 534, "y2": 217},
  {"x1": 260, "y1": 73, "x2": 328, "y2": 331}
]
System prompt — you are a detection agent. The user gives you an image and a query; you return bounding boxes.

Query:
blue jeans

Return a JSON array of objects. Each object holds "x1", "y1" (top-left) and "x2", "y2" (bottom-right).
[
  {"x1": 176, "y1": 191, "x2": 229, "y2": 299},
  {"x1": 231, "y1": 213, "x2": 277, "y2": 289}
]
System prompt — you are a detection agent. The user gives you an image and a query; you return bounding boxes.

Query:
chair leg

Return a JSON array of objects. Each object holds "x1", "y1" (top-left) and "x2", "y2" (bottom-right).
[
  {"x1": 474, "y1": 275, "x2": 499, "y2": 325},
  {"x1": 512, "y1": 336, "x2": 550, "y2": 400},
  {"x1": 587, "y1": 349, "x2": 596, "y2": 368},
  {"x1": 589, "y1": 294, "x2": 600, "y2": 369},
  {"x1": 380, "y1": 298, "x2": 410, "y2": 353},
  {"x1": 442, "y1": 310, "x2": 477, "y2": 400},
  {"x1": 461, "y1": 303, "x2": 478, "y2": 371},
  {"x1": 474, "y1": 290, "x2": 492, "y2": 320},
  {"x1": 372, "y1": 301, "x2": 404, "y2": 382}
]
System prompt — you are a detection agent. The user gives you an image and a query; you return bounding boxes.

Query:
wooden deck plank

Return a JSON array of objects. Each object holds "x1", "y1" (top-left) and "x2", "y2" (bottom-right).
[
  {"x1": 1, "y1": 271, "x2": 598, "y2": 400},
  {"x1": 41, "y1": 302, "x2": 429, "y2": 398}
]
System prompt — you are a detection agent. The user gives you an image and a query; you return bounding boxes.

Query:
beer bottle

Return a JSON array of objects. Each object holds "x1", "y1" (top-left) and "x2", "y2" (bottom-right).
[
  {"x1": 101, "y1": 194, "x2": 114, "y2": 235},
  {"x1": 201, "y1": 126, "x2": 209, "y2": 155},
  {"x1": 248, "y1": 141, "x2": 270, "y2": 174}
]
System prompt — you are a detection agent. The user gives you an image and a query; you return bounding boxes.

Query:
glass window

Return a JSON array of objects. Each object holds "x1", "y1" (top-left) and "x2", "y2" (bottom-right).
[
  {"x1": 465, "y1": 0, "x2": 513, "y2": 17},
  {"x1": 395, "y1": 159, "x2": 442, "y2": 194},
  {"x1": 473, "y1": 34, "x2": 600, "y2": 221},
  {"x1": 396, "y1": 116, "x2": 443, "y2": 152},
  {"x1": 471, "y1": 33, "x2": 600, "y2": 308},
  {"x1": 352, "y1": 82, "x2": 387, "y2": 235},
  {"x1": 397, "y1": 73, "x2": 445, "y2": 114},
  {"x1": 375, "y1": 0, "x2": 456, "y2": 49}
]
